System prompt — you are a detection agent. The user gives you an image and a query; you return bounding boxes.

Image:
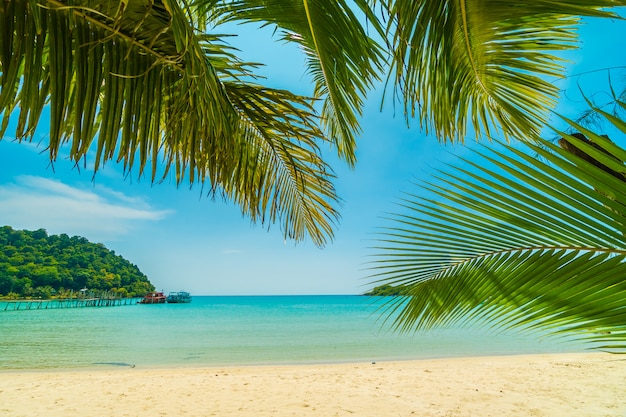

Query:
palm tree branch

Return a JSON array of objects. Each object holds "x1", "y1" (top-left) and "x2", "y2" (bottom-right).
[
  {"x1": 197, "y1": 0, "x2": 386, "y2": 166},
  {"x1": 387, "y1": 250, "x2": 626, "y2": 346},
  {"x1": 43, "y1": 0, "x2": 183, "y2": 69},
  {"x1": 369, "y1": 106, "x2": 626, "y2": 348},
  {"x1": 383, "y1": 0, "x2": 626, "y2": 142},
  {"x1": 0, "y1": 0, "x2": 341, "y2": 246},
  {"x1": 218, "y1": 82, "x2": 340, "y2": 245}
]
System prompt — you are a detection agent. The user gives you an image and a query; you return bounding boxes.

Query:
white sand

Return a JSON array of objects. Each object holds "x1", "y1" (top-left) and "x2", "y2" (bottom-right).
[{"x1": 1, "y1": 353, "x2": 625, "y2": 416}]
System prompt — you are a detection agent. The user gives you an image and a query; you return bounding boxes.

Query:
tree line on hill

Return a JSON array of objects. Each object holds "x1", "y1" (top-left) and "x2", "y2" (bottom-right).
[{"x1": 0, "y1": 226, "x2": 154, "y2": 299}]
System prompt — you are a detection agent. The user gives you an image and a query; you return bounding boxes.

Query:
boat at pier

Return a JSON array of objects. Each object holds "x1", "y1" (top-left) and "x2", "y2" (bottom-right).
[
  {"x1": 166, "y1": 291, "x2": 192, "y2": 303},
  {"x1": 139, "y1": 291, "x2": 167, "y2": 304}
]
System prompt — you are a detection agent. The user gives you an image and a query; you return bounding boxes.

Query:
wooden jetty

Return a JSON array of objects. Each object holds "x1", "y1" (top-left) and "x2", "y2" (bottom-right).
[{"x1": 1, "y1": 290, "x2": 139, "y2": 311}]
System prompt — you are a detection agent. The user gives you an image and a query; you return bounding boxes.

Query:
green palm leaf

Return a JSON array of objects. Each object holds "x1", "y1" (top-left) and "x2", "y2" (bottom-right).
[
  {"x1": 369, "y1": 100, "x2": 626, "y2": 349},
  {"x1": 0, "y1": 0, "x2": 340, "y2": 246},
  {"x1": 384, "y1": 0, "x2": 626, "y2": 143},
  {"x1": 198, "y1": 0, "x2": 386, "y2": 166}
]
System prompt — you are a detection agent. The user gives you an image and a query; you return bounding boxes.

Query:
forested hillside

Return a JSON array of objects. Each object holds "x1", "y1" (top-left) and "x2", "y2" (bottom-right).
[{"x1": 0, "y1": 226, "x2": 154, "y2": 298}]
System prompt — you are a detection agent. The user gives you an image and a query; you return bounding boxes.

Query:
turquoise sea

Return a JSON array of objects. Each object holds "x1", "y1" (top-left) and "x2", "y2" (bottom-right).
[{"x1": 0, "y1": 295, "x2": 588, "y2": 370}]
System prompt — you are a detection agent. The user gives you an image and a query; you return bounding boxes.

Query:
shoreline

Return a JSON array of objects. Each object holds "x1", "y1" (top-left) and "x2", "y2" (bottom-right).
[
  {"x1": 0, "y1": 347, "x2": 589, "y2": 373},
  {"x1": 1, "y1": 352, "x2": 624, "y2": 416}
]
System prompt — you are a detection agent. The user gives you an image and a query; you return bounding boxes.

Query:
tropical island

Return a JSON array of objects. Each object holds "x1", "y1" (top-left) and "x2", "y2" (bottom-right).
[
  {"x1": 362, "y1": 284, "x2": 407, "y2": 296},
  {"x1": 0, "y1": 226, "x2": 154, "y2": 299}
]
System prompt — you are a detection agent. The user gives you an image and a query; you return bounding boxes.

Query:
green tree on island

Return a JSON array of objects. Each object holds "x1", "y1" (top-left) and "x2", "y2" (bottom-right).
[
  {"x1": 0, "y1": 226, "x2": 154, "y2": 298},
  {"x1": 1, "y1": 1, "x2": 625, "y2": 346}
]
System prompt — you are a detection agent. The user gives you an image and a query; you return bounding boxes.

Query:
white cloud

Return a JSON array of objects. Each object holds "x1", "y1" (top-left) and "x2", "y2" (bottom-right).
[{"x1": 0, "y1": 175, "x2": 172, "y2": 241}]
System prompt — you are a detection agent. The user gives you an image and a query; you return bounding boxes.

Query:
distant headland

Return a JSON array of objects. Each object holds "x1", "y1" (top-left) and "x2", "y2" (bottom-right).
[{"x1": 362, "y1": 284, "x2": 407, "y2": 296}]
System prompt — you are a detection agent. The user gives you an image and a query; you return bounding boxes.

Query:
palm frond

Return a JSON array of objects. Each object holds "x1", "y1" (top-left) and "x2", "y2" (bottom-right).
[
  {"x1": 1, "y1": 0, "x2": 238, "y2": 175},
  {"x1": 0, "y1": 0, "x2": 340, "y2": 246},
  {"x1": 383, "y1": 0, "x2": 626, "y2": 143},
  {"x1": 369, "y1": 99, "x2": 626, "y2": 349},
  {"x1": 198, "y1": 0, "x2": 386, "y2": 166},
  {"x1": 219, "y1": 81, "x2": 340, "y2": 244}
]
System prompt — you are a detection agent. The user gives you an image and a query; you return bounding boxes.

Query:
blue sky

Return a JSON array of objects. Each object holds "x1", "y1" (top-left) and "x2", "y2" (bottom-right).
[{"x1": 1, "y1": 14, "x2": 624, "y2": 295}]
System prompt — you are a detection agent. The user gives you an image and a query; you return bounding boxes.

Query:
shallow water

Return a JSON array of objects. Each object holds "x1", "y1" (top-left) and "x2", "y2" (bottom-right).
[{"x1": 0, "y1": 295, "x2": 588, "y2": 370}]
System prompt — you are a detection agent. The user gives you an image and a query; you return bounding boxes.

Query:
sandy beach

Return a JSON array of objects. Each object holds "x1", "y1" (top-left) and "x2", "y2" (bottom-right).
[{"x1": 1, "y1": 352, "x2": 624, "y2": 417}]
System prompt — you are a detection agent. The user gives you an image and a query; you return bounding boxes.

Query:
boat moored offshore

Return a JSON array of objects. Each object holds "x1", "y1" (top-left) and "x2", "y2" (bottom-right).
[{"x1": 166, "y1": 291, "x2": 192, "y2": 303}]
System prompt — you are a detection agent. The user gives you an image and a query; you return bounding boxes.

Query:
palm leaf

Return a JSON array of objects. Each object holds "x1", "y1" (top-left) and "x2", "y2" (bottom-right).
[
  {"x1": 197, "y1": 0, "x2": 386, "y2": 166},
  {"x1": 383, "y1": 0, "x2": 626, "y2": 143},
  {"x1": 369, "y1": 99, "x2": 626, "y2": 350},
  {"x1": 0, "y1": 0, "x2": 340, "y2": 246},
  {"x1": 218, "y1": 81, "x2": 340, "y2": 244}
]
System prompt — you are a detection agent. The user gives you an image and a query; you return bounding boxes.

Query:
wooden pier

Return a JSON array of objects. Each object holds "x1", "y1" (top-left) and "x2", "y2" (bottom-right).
[{"x1": 1, "y1": 290, "x2": 139, "y2": 311}]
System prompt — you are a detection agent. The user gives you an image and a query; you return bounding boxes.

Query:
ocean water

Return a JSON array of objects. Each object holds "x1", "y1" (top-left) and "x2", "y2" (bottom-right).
[{"x1": 0, "y1": 295, "x2": 588, "y2": 370}]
